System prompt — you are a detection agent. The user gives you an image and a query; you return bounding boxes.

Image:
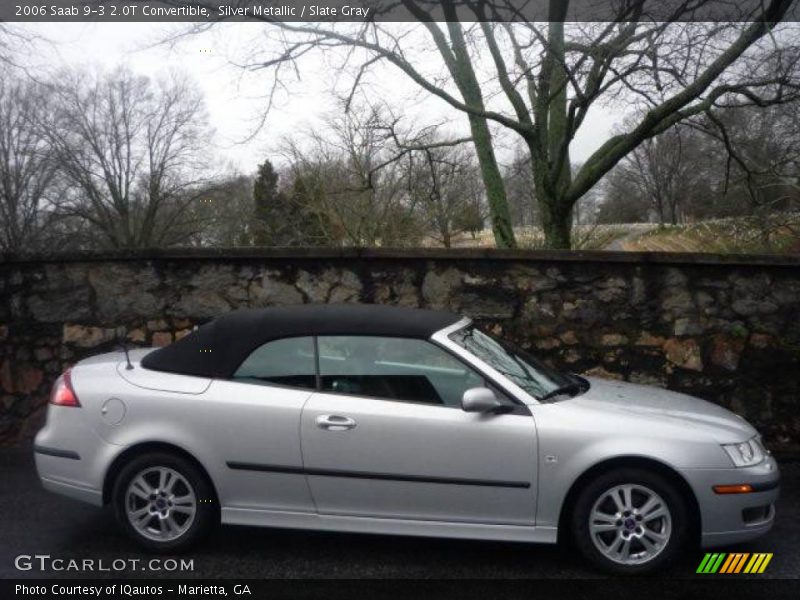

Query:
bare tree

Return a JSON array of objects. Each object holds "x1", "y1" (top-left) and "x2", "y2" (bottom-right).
[
  {"x1": 0, "y1": 24, "x2": 34, "y2": 69},
  {"x1": 597, "y1": 167, "x2": 651, "y2": 224},
  {"x1": 698, "y1": 103, "x2": 800, "y2": 209},
  {"x1": 40, "y1": 67, "x2": 215, "y2": 249},
  {"x1": 279, "y1": 103, "x2": 487, "y2": 247},
  {"x1": 571, "y1": 162, "x2": 602, "y2": 228},
  {"x1": 597, "y1": 100, "x2": 800, "y2": 239},
  {"x1": 407, "y1": 136, "x2": 486, "y2": 247},
  {"x1": 0, "y1": 71, "x2": 57, "y2": 251},
  {"x1": 280, "y1": 107, "x2": 427, "y2": 247},
  {"x1": 188, "y1": 0, "x2": 799, "y2": 248},
  {"x1": 610, "y1": 124, "x2": 706, "y2": 225},
  {"x1": 0, "y1": 24, "x2": 15, "y2": 66},
  {"x1": 504, "y1": 145, "x2": 538, "y2": 228},
  {"x1": 190, "y1": 171, "x2": 256, "y2": 247},
  {"x1": 692, "y1": 102, "x2": 800, "y2": 247}
]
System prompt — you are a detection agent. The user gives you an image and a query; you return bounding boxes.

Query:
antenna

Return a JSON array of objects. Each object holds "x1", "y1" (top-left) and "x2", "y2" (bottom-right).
[{"x1": 116, "y1": 326, "x2": 134, "y2": 370}]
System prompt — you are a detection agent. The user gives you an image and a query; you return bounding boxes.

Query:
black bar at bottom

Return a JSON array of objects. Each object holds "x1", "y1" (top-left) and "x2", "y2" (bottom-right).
[{"x1": 2, "y1": 579, "x2": 798, "y2": 600}]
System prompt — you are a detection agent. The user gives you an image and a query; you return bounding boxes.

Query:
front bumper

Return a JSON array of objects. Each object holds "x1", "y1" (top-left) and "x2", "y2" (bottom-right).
[{"x1": 682, "y1": 456, "x2": 780, "y2": 548}]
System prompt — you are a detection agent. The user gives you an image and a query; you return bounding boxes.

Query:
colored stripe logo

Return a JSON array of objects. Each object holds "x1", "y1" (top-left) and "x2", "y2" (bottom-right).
[{"x1": 697, "y1": 553, "x2": 773, "y2": 574}]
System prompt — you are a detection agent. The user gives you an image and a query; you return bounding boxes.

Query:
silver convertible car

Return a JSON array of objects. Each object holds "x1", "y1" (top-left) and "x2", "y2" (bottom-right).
[{"x1": 35, "y1": 304, "x2": 779, "y2": 573}]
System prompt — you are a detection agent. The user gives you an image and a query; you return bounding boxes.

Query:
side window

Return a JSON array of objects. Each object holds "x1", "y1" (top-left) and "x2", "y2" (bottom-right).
[
  {"x1": 317, "y1": 336, "x2": 484, "y2": 407},
  {"x1": 233, "y1": 337, "x2": 316, "y2": 390}
]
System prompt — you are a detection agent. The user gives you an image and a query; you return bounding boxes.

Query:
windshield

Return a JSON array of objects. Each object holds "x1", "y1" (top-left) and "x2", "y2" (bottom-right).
[{"x1": 449, "y1": 325, "x2": 577, "y2": 400}]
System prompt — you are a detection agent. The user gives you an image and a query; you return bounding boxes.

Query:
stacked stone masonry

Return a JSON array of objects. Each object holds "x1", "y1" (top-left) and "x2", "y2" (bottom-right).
[{"x1": 1, "y1": 249, "x2": 798, "y2": 451}]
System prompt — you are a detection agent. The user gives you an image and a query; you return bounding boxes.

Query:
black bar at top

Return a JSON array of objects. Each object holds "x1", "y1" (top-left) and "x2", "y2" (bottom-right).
[{"x1": 4, "y1": 0, "x2": 800, "y2": 23}]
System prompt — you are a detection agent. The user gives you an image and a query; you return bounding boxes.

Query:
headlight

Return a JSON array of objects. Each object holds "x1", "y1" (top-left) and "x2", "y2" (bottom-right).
[{"x1": 722, "y1": 437, "x2": 766, "y2": 467}]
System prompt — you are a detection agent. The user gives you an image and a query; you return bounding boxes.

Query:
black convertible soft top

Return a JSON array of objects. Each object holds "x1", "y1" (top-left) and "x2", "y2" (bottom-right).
[{"x1": 140, "y1": 304, "x2": 462, "y2": 378}]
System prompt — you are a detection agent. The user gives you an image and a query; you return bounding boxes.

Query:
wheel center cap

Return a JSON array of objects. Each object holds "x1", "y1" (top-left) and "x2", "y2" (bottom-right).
[
  {"x1": 624, "y1": 517, "x2": 636, "y2": 530},
  {"x1": 155, "y1": 498, "x2": 167, "y2": 509}
]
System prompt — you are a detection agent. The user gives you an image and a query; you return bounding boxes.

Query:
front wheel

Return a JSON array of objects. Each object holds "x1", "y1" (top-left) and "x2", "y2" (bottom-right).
[
  {"x1": 571, "y1": 468, "x2": 689, "y2": 574},
  {"x1": 112, "y1": 452, "x2": 217, "y2": 552}
]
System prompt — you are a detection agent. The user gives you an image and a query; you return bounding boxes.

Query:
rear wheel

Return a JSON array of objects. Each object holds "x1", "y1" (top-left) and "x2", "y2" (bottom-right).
[
  {"x1": 571, "y1": 468, "x2": 689, "y2": 574},
  {"x1": 112, "y1": 452, "x2": 216, "y2": 552}
]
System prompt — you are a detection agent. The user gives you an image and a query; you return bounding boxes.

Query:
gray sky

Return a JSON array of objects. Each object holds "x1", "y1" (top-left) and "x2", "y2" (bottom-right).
[{"x1": 18, "y1": 22, "x2": 626, "y2": 175}]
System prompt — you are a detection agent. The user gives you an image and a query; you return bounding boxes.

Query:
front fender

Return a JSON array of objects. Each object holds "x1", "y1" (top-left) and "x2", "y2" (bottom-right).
[{"x1": 532, "y1": 403, "x2": 730, "y2": 528}]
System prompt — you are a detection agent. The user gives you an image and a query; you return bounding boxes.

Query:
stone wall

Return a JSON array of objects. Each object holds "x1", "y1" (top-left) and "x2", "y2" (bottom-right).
[{"x1": 1, "y1": 248, "x2": 798, "y2": 450}]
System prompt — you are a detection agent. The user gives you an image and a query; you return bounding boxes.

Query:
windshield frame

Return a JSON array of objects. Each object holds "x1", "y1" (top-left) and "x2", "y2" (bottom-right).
[{"x1": 432, "y1": 319, "x2": 579, "y2": 403}]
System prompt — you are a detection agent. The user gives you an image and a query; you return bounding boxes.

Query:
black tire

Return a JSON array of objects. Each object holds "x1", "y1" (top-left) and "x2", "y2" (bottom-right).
[
  {"x1": 112, "y1": 452, "x2": 217, "y2": 553},
  {"x1": 571, "y1": 468, "x2": 689, "y2": 575}
]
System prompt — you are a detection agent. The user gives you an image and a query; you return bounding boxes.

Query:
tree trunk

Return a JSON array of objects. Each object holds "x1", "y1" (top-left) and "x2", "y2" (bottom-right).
[
  {"x1": 536, "y1": 15, "x2": 574, "y2": 249},
  {"x1": 655, "y1": 195, "x2": 666, "y2": 226},
  {"x1": 538, "y1": 190, "x2": 573, "y2": 249},
  {"x1": 669, "y1": 200, "x2": 679, "y2": 225},
  {"x1": 438, "y1": 18, "x2": 517, "y2": 249},
  {"x1": 468, "y1": 114, "x2": 516, "y2": 248}
]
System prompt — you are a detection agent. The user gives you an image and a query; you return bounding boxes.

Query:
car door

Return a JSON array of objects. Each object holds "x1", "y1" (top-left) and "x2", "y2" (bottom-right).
[
  {"x1": 207, "y1": 336, "x2": 317, "y2": 513},
  {"x1": 300, "y1": 336, "x2": 538, "y2": 525}
]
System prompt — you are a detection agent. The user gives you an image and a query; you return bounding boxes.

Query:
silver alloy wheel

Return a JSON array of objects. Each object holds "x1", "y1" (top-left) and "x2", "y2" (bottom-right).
[
  {"x1": 125, "y1": 466, "x2": 196, "y2": 542},
  {"x1": 589, "y1": 483, "x2": 672, "y2": 565}
]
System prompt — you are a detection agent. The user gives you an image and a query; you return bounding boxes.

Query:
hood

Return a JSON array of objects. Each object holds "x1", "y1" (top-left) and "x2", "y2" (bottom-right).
[{"x1": 565, "y1": 377, "x2": 757, "y2": 444}]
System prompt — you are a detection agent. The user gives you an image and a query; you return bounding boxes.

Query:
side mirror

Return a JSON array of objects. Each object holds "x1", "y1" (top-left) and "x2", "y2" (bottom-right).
[{"x1": 461, "y1": 387, "x2": 506, "y2": 413}]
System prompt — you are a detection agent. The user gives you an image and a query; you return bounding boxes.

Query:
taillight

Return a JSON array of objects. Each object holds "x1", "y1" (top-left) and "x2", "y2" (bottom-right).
[{"x1": 50, "y1": 370, "x2": 81, "y2": 407}]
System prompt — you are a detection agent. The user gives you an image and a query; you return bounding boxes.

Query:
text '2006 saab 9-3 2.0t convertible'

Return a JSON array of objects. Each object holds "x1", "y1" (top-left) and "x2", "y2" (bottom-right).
[{"x1": 34, "y1": 304, "x2": 779, "y2": 573}]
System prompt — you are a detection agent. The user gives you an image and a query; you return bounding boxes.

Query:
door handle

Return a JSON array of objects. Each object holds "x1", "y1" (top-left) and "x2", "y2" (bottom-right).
[{"x1": 315, "y1": 414, "x2": 357, "y2": 431}]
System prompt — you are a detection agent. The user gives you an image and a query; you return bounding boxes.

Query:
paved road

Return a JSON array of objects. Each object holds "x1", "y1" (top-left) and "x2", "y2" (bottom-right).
[
  {"x1": 1, "y1": 448, "x2": 797, "y2": 579},
  {"x1": 604, "y1": 225, "x2": 659, "y2": 251}
]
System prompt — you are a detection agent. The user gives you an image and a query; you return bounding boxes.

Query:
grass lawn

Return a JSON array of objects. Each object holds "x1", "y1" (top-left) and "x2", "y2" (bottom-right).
[
  {"x1": 438, "y1": 214, "x2": 799, "y2": 255},
  {"x1": 624, "y1": 214, "x2": 800, "y2": 255}
]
